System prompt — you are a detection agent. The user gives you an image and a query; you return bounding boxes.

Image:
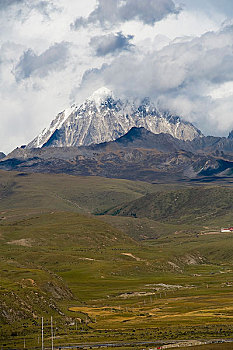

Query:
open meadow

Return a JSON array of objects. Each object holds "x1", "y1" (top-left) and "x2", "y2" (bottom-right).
[{"x1": 0, "y1": 171, "x2": 233, "y2": 349}]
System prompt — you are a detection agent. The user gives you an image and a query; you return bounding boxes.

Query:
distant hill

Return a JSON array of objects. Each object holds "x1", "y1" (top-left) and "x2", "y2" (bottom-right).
[
  {"x1": 106, "y1": 187, "x2": 233, "y2": 225},
  {"x1": 0, "y1": 170, "x2": 154, "y2": 214}
]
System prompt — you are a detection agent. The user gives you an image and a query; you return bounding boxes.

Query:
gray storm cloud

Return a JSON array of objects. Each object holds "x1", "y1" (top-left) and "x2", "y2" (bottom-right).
[
  {"x1": 90, "y1": 32, "x2": 134, "y2": 56},
  {"x1": 71, "y1": 0, "x2": 180, "y2": 29},
  {"x1": 77, "y1": 25, "x2": 233, "y2": 135},
  {"x1": 14, "y1": 42, "x2": 70, "y2": 81}
]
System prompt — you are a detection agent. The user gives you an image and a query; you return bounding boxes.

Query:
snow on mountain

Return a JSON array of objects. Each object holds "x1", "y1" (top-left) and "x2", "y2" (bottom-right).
[
  {"x1": 30, "y1": 104, "x2": 77, "y2": 148},
  {"x1": 87, "y1": 87, "x2": 114, "y2": 106},
  {"x1": 27, "y1": 87, "x2": 202, "y2": 149}
]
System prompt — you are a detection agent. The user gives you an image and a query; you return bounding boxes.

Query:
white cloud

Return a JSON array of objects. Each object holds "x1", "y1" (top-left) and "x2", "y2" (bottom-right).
[
  {"x1": 14, "y1": 42, "x2": 70, "y2": 81},
  {"x1": 1, "y1": 0, "x2": 233, "y2": 154},
  {"x1": 76, "y1": 25, "x2": 233, "y2": 137},
  {"x1": 71, "y1": 0, "x2": 180, "y2": 29}
]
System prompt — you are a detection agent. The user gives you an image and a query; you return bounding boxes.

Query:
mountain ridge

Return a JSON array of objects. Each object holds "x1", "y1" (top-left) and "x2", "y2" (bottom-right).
[
  {"x1": 27, "y1": 87, "x2": 202, "y2": 149},
  {"x1": 2, "y1": 127, "x2": 233, "y2": 183}
]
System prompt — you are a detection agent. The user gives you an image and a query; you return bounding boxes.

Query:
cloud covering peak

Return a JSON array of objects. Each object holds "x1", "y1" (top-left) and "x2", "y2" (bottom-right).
[{"x1": 77, "y1": 25, "x2": 233, "y2": 135}]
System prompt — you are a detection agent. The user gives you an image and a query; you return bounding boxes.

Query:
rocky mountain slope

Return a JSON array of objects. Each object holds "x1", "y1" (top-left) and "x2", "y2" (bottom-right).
[
  {"x1": 228, "y1": 130, "x2": 233, "y2": 139},
  {"x1": 27, "y1": 87, "x2": 202, "y2": 148},
  {"x1": 2, "y1": 127, "x2": 233, "y2": 183}
]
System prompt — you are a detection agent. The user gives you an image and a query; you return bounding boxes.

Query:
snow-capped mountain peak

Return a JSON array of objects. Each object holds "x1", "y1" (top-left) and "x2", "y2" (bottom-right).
[
  {"x1": 27, "y1": 87, "x2": 202, "y2": 149},
  {"x1": 87, "y1": 87, "x2": 114, "y2": 105}
]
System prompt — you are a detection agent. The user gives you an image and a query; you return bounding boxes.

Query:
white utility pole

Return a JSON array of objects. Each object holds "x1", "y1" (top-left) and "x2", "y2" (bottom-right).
[
  {"x1": 42, "y1": 317, "x2": 44, "y2": 350},
  {"x1": 51, "y1": 316, "x2": 54, "y2": 350}
]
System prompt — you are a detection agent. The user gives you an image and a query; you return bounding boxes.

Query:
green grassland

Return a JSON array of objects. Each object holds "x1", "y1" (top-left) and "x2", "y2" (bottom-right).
[
  {"x1": 1, "y1": 171, "x2": 233, "y2": 349},
  {"x1": 0, "y1": 170, "x2": 156, "y2": 214},
  {"x1": 105, "y1": 186, "x2": 233, "y2": 224}
]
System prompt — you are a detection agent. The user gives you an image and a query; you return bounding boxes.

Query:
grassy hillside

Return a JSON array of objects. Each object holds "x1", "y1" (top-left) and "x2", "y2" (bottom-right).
[
  {"x1": 0, "y1": 209, "x2": 140, "y2": 348},
  {"x1": 100, "y1": 215, "x2": 191, "y2": 240},
  {"x1": 0, "y1": 170, "x2": 157, "y2": 214},
  {"x1": 3, "y1": 212, "x2": 233, "y2": 348},
  {"x1": 105, "y1": 186, "x2": 233, "y2": 226}
]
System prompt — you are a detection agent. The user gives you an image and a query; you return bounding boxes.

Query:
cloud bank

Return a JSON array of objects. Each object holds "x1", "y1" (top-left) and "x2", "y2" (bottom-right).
[
  {"x1": 77, "y1": 25, "x2": 233, "y2": 135},
  {"x1": 71, "y1": 0, "x2": 180, "y2": 29},
  {"x1": 14, "y1": 42, "x2": 70, "y2": 81}
]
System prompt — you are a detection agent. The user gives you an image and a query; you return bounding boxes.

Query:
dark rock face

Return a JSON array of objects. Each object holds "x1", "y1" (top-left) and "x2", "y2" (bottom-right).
[
  {"x1": 228, "y1": 130, "x2": 233, "y2": 139},
  {"x1": 0, "y1": 152, "x2": 6, "y2": 160}
]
